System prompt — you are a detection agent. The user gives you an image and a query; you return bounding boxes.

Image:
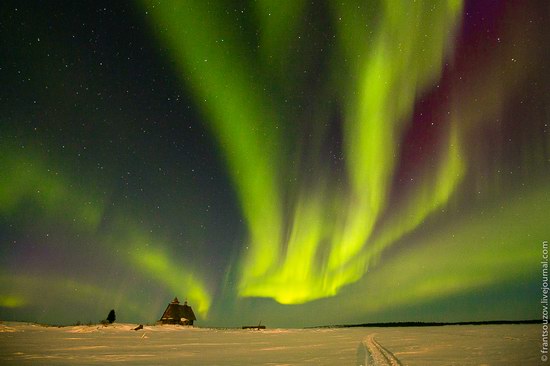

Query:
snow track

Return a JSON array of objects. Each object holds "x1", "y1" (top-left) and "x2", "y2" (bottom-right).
[{"x1": 362, "y1": 334, "x2": 401, "y2": 366}]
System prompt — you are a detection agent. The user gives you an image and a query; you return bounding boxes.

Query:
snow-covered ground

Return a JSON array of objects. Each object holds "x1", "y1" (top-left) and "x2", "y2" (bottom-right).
[{"x1": 0, "y1": 322, "x2": 540, "y2": 365}]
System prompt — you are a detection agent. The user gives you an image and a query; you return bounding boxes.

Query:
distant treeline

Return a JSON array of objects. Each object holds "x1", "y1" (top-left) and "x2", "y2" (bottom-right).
[{"x1": 312, "y1": 319, "x2": 541, "y2": 328}]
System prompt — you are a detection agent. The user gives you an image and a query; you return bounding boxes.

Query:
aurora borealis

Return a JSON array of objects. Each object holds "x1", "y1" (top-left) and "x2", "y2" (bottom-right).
[{"x1": 1, "y1": 0, "x2": 549, "y2": 327}]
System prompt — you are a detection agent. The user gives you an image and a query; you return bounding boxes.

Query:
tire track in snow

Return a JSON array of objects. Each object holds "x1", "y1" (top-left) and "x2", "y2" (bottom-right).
[{"x1": 360, "y1": 334, "x2": 401, "y2": 366}]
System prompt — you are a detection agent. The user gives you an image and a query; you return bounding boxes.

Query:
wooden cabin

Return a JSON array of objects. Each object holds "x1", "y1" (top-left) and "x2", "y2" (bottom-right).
[{"x1": 159, "y1": 297, "x2": 196, "y2": 325}]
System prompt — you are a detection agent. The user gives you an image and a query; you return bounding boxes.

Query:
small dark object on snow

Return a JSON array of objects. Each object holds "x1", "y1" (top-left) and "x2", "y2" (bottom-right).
[
  {"x1": 107, "y1": 309, "x2": 116, "y2": 324},
  {"x1": 242, "y1": 321, "x2": 266, "y2": 330},
  {"x1": 134, "y1": 324, "x2": 143, "y2": 331}
]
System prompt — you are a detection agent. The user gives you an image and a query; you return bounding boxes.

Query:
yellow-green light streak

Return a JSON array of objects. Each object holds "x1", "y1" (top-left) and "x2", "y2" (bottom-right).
[
  {"x1": 330, "y1": 0, "x2": 464, "y2": 269},
  {"x1": 0, "y1": 148, "x2": 104, "y2": 231},
  {"x1": 0, "y1": 144, "x2": 213, "y2": 318},
  {"x1": 144, "y1": 1, "x2": 284, "y2": 282},
  {"x1": 105, "y1": 217, "x2": 214, "y2": 317},
  {"x1": 364, "y1": 122, "x2": 466, "y2": 264},
  {"x1": 0, "y1": 295, "x2": 26, "y2": 308},
  {"x1": 131, "y1": 245, "x2": 212, "y2": 317},
  {"x1": 144, "y1": 0, "x2": 465, "y2": 305},
  {"x1": 349, "y1": 182, "x2": 547, "y2": 316}
]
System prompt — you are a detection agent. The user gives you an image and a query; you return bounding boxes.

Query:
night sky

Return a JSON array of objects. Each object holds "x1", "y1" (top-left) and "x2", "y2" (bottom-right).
[{"x1": 1, "y1": 1, "x2": 549, "y2": 327}]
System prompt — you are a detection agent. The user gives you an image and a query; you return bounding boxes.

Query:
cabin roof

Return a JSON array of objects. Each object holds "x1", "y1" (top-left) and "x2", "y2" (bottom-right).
[{"x1": 160, "y1": 298, "x2": 196, "y2": 322}]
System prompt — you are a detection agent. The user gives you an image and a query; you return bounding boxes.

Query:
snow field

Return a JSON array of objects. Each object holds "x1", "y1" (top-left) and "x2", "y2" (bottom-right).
[{"x1": 0, "y1": 322, "x2": 540, "y2": 365}]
